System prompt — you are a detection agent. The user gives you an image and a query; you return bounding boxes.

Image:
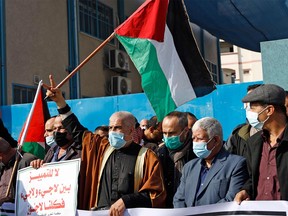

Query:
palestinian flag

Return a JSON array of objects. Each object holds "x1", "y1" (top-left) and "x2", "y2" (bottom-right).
[
  {"x1": 18, "y1": 80, "x2": 50, "y2": 159},
  {"x1": 115, "y1": 0, "x2": 216, "y2": 120}
]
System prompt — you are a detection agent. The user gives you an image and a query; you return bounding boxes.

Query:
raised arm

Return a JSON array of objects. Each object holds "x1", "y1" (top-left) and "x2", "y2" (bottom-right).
[{"x1": 44, "y1": 75, "x2": 87, "y2": 143}]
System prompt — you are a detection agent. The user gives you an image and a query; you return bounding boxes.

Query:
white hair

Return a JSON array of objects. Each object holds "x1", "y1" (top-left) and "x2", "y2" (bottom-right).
[
  {"x1": 192, "y1": 117, "x2": 223, "y2": 141},
  {"x1": 110, "y1": 111, "x2": 136, "y2": 128}
]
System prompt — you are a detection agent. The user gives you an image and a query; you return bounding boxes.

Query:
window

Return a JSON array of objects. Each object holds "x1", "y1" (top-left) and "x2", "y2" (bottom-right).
[
  {"x1": 79, "y1": 0, "x2": 114, "y2": 41},
  {"x1": 220, "y1": 41, "x2": 234, "y2": 53},
  {"x1": 13, "y1": 84, "x2": 37, "y2": 104},
  {"x1": 206, "y1": 60, "x2": 219, "y2": 84},
  {"x1": 243, "y1": 69, "x2": 250, "y2": 74}
]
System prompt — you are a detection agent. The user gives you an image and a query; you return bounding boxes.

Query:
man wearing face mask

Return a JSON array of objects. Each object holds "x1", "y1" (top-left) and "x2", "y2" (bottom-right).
[
  {"x1": 30, "y1": 115, "x2": 81, "y2": 168},
  {"x1": 44, "y1": 75, "x2": 166, "y2": 214},
  {"x1": 235, "y1": 84, "x2": 288, "y2": 203},
  {"x1": 157, "y1": 111, "x2": 196, "y2": 208},
  {"x1": 44, "y1": 116, "x2": 57, "y2": 147},
  {"x1": 173, "y1": 117, "x2": 248, "y2": 207},
  {"x1": 224, "y1": 84, "x2": 262, "y2": 156},
  {"x1": 140, "y1": 119, "x2": 149, "y2": 130},
  {"x1": 18, "y1": 116, "x2": 58, "y2": 170}
]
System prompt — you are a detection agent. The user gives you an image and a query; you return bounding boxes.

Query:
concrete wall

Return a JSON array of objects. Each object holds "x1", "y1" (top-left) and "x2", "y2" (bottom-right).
[
  {"x1": 261, "y1": 38, "x2": 288, "y2": 91},
  {"x1": 5, "y1": 0, "x2": 70, "y2": 103}
]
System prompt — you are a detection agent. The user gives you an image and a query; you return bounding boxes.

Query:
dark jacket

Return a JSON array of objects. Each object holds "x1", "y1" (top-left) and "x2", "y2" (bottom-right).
[
  {"x1": 43, "y1": 142, "x2": 82, "y2": 163},
  {"x1": 157, "y1": 130, "x2": 196, "y2": 208},
  {"x1": 242, "y1": 125, "x2": 288, "y2": 200},
  {"x1": 0, "y1": 118, "x2": 17, "y2": 147},
  {"x1": 0, "y1": 155, "x2": 17, "y2": 201},
  {"x1": 224, "y1": 123, "x2": 250, "y2": 156},
  {"x1": 173, "y1": 148, "x2": 248, "y2": 207}
]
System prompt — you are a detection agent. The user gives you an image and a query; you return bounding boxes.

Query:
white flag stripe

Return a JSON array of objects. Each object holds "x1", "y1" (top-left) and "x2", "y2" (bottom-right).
[{"x1": 150, "y1": 25, "x2": 196, "y2": 106}]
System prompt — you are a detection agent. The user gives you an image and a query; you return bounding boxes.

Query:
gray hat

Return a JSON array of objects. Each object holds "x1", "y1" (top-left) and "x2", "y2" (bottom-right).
[{"x1": 242, "y1": 84, "x2": 285, "y2": 105}]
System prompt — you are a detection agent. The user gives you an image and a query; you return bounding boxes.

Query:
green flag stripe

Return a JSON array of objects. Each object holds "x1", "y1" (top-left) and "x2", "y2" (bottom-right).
[
  {"x1": 116, "y1": 35, "x2": 176, "y2": 120},
  {"x1": 22, "y1": 142, "x2": 45, "y2": 160}
]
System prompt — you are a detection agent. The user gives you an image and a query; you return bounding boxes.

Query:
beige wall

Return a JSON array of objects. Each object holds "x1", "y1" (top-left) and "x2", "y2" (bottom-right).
[
  {"x1": 221, "y1": 46, "x2": 262, "y2": 83},
  {"x1": 4, "y1": 0, "x2": 142, "y2": 103},
  {"x1": 3, "y1": 0, "x2": 215, "y2": 104},
  {"x1": 5, "y1": 0, "x2": 69, "y2": 104},
  {"x1": 78, "y1": 33, "x2": 142, "y2": 97},
  {"x1": 78, "y1": 0, "x2": 142, "y2": 98}
]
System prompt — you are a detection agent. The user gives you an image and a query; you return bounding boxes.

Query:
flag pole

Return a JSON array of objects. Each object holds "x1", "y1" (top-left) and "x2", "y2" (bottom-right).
[
  {"x1": 5, "y1": 81, "x2": 43, "y2": 198},
  {"x1": 54, "y1": 32, "x2": 115, "y2": 89},
  {"x1": 5, "y1": 153, "x2": 20, "y2": 198}
]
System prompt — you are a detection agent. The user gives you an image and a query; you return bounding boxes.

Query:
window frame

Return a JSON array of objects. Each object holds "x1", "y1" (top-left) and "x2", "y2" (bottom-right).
[
  {"x1": 12, "y1": 83, "x2": 37, "y2": 104},
  {"x1": 79, "y1": 0, "x2": 114, "y2": 42}
]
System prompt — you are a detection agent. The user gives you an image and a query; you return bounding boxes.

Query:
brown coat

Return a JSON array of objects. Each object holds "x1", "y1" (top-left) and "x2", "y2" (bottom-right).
[{"x1": 78, "y1": 131, "x2": 166, "y2": 210}]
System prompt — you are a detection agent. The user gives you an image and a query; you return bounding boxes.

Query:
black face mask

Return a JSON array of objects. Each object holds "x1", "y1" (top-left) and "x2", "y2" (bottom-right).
[{"x1": 54, "y1": 131, "x2": 70, "y2": 147}]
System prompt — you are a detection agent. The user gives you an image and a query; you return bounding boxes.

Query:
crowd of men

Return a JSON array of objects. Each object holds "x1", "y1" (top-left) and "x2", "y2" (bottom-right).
[{"x1": 0, "y1": 77, "x2": 288, "y2": 215}]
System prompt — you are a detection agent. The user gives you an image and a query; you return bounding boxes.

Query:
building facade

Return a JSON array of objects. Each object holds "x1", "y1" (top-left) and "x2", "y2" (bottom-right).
[
  {"x1": 0, "y1": 0, "x2": 221, "y2": 105},
  {"x1": 220, "y1": 40, "x2": 263, "y2": 84}
]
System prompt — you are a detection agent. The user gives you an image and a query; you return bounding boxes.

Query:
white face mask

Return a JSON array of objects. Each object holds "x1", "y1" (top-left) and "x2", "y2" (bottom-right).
[
  {"x1": 246, "y1": 106, "x2": 269, "y2": 130},
  {"x1": 108, "y1": 131, "x2": 127, "y2": 149},
  {"x1": 45, "y1": 135, "x2": 56, "y2": 146}
]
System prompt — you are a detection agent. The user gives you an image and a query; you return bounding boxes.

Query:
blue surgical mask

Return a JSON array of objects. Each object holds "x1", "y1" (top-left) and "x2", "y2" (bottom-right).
[
  {"x1": 108, "y1": 131, "x2": 127, "y2": 149},
  {"x1": 45, "y1": 135, "x2": 56, "y2": 147},
  {"x1": 193, "y1": 138, "x2": 215, "y2": 159},
  {"x1": 246, "y1": 107, "x2": 269, "y2": 130}
]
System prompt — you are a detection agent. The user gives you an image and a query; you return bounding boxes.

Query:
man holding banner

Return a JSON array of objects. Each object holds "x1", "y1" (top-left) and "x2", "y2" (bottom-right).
[
  {"x1": 45, "y1": 75, "x2": 166, "y2": 215},
  {"x1": 29, "y1": 115, "x2": 81, "y2": 168},
  {"x1": 174, "y1": 117, "x2": 248, "y2": 207}
]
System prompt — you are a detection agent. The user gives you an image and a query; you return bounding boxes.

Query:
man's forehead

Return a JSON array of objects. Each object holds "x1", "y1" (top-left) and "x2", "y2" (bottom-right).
[
  {"x1": 54, "y1": 116, "x2": 63, "y2": 123},
  {"x1": 140, "y1": 120, "x2": 148, "y2": 125},
  {"x1": 163, "y1": 116, "x2": 179, "y2": 126},
  {"x1": 54, "y1": 119, "x2": 64, "y2": 129},
  {"x1": 45, "y1": 124, "x2": 54, "y2": 129},
  {"x1": 162, "y1": 120, "x2": 182, "y2": 133},
  {"x1": 45, "y1": 123, "x2": 53, "y2": 127},
  {"x1": 192, "y1": 127, "x2": 207, "y2": 135},
  {"x1": 45, "y1": 116, "x2": 55, "y2": 124},
  {"x1": 109, "y1": 117, "x2": 123, "y2": 125},
  {"x1": 249, "y1": 102, "x2": 266, "y2": 108}
]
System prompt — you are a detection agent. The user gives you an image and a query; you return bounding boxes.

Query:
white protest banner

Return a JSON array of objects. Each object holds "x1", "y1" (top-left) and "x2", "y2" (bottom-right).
[
  {"x1": 76, "y1": 201, "x2": 288, "y2": 216},
  {"x1": 2, "y1": 200, "x2": 288, "y2": 215},
  {"x1": 15, "y1": 158, "x2": 80, "y2": 216}
]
